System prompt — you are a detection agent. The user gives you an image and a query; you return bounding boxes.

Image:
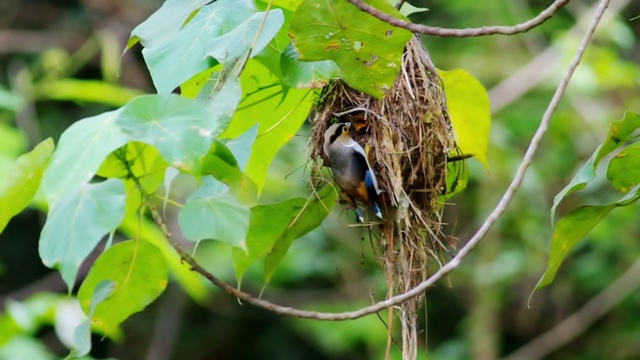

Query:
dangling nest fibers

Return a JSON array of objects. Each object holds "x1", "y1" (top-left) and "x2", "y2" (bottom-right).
[{"x1": 309, "y1": 36, "x2": 457, "y2": 358}]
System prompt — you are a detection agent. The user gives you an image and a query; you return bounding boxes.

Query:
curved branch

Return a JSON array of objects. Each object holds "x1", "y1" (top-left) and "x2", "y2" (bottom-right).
[
  {"x1": 503, "y1": 258, "x2": 640, "y2": 360},
  {"x1": 148, "y1": 0, "x2": 608, "y2": 320},
  {"x1": 347, "y1": 0, "x2": 570, "y2": 37}
]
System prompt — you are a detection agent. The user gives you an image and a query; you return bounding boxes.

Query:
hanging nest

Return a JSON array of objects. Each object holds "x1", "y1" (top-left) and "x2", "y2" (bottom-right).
[{"x1": 309, "y1": 36, "x2": 458, "y2": 358}]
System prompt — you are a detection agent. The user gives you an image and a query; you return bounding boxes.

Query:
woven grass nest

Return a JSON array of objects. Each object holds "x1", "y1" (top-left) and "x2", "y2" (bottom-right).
[{"x1": 309, "y1": 36, "x2": 459, "y2": 357}]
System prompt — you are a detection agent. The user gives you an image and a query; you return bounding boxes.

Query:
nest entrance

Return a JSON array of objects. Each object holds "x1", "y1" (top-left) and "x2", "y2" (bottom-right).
[{"x1": 310, "y1": 36, "x2": 458, "y2": 358}]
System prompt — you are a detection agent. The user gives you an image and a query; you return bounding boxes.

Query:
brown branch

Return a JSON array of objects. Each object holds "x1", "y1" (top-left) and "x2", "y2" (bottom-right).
[
  {"x1": 139, "y1": 0, "x2": 607, "y2": 320},
  {"x1": 503, "y1": 258, "x2": 640, "y2": 360},
  {"x1": 347, "y1": 0, "x2": 570, "y2": 37}
]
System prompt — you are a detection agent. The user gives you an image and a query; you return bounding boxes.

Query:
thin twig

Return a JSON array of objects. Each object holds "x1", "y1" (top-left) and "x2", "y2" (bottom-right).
[
  {"x1": 139, "y1": 0, "x2": 607, "y2": 320},
  {"x1": 503, "y1": 258, "x2": 640, "y2": 360},
  {"x1": 347, "y1": 0, "x2": 570, "y2": 37}
]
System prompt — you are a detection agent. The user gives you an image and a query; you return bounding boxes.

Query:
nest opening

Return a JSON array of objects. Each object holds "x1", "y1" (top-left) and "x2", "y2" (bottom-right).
[{"x1": 309, "y1": 36, "x2": 459, "y2": 357}]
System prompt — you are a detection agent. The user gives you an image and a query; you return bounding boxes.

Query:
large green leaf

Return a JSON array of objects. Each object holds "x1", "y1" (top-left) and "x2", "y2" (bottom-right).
[
  {"x1": 597, "y1": 111, "x2": 640, "y2": 161},
  {"x1": 253, "y1": 3, "x2": 293, "y2": 78},
  {"x1": 141, "y1": 0, "x2": 256, "y2": 93},
  {"x1": 280, "y1": 43, "x2": 340, "y2": 89},
  {"x1": 389, "y1": 0, "x2": 429, "y2": 16},
  {"x1": 224, "y1": 125, "x2": 258, "y2": 171},
  {"x1": 77, "y1": 240, "x2": 168, "y2": 333},
  {"x1": 257, "y1": 0, "x2": 303, "y2": 11},
  {"x1": 42, "y1": 110, "x2": 128, "y2": 204},
  {"x1": 536, "y1": 204, "x2": 615, "y2": 290},
  {"x1": 222, "y1": 61, "x2": 313, "y2": 192},
  {"x1": 35, "y1": 79, "x2": 143, "y2": 107},
  {"x1": 536, "y1": 186, "x2": 640, "y2": 290},
  {"x1": 289, "y1": 0, "x2": 412, "y2": 98},
  {"x1": 194, "y1": 69, "x2": 243, "y2": 135},
  {"x1": 119, "y1": 214, "x2": 210, "y2": 303},
  {"x1": 72, "y1": 281, "x2": 114, "y2": 357},
  {"x1": 551, "y1": 111, "x2": 640, "y2": 222},
  {"x1": 0, "y1": 138, "x2": 54, "y2": 232},
  {"x1": 439, "y1": 68, "x2": 491, "y2": 169},
  {"x1": 97, "y1": 143, "x2": 168, "y2": 195},
  {"x1": 178, "y1": 177, "x2": 250, "y2": 249},
  {"x1": 129, "y1": 0, "x2": 211, "y2": 49},
  {"x1": 39, "y1": 179, "x2": 126, "y2": 290},
  {"x1": 607, "y1": 142, "x2": 640, "y2": 192},
  {"x1": 232, "y1": 197, "x2": 310, "y2": 283},
  {"x1": 206, "y1": 10, "x2": 284, "y2": 63},
  {"x1": 116, "y1": 94, "x2": 216, "y2": 173},
  {"x1": 199, "y1": 140, "x2": 243, "y2": 187},
  {"x1": 264, "y1": 185, "x2": 337, "y2": 284}
]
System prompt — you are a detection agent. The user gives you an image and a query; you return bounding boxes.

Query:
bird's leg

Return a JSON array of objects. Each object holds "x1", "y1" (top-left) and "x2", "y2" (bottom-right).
[
  {"x1": 341, "y1": 190, "x2": 364, "y2": 223},
  {"x1": 371, "y1": 202, "x2": 383, "y2": 219},
  {"x1": 354, "y1": 207, "x2": 364, "y2": 224}
]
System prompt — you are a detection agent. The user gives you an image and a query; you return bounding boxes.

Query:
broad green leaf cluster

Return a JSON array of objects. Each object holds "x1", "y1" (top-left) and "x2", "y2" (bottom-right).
[
  {"x1": 537, "y1": 111, "x2": 640, "y2": 289},
  {"x1": 0, "y1": 0, "x2": 491, "y2": 356}
]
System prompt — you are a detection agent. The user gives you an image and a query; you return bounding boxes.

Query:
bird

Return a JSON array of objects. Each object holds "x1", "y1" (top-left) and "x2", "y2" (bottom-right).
[{"x1": 323, "y1": 122, "x2": 383, "y2": 223}]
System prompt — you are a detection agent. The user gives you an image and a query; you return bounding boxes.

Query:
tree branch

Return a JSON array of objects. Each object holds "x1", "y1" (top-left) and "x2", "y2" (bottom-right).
[
  {"x1": 503, "y1": 258, "x2": 640, "y2": 360},
  {"x1": 142, "y1": 0, "x2": 608, "y2": 320},
  {"x1": 347, "y1": 0, "x2": 570, "y2": 37}
]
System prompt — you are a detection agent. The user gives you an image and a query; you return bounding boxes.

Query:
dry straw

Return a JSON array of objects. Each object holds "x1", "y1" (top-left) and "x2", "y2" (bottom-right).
[{"x1": 310, "y1": 36, "x2": 459, "y2": 358}]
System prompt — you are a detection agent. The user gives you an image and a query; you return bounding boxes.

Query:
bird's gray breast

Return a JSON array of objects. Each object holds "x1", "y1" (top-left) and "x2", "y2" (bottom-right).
[{"x1": 326, "y1": 145, "x2": 365, "y2": 192}]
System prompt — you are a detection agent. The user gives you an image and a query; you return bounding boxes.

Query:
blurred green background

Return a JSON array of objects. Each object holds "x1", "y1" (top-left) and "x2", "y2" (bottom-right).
[{"x1": 1, "y1": 0, "x2": 639, "y2": 359}]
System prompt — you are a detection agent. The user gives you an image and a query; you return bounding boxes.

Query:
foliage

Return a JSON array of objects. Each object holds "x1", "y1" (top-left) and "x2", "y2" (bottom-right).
[
  {"x1": 536, "y1": 111, "x2": 640, "y2": 290},
  {"x1": 2, "y1": 0, "x2": 488, "y2": 356},
  {"x1": 0, "y1": 0, "x2": 638, "y2": 359}
]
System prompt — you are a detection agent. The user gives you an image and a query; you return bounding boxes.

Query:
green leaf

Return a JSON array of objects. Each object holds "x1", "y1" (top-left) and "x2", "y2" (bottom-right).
[
  {"x1": 597, "y1": 111, "x2": 640, "y2": 162},
  {"x1": 0, "y1": 336, "x2": 56, "y2": 360},
  {"x1": 444, "y1": 157, "x2": 469, "y2": 200},
  {"x1": 253, "y1": 4, "x2": 293, "y2": 78},
  {"x1": 551, "y1": 111, "x2": 640, "y2": 222},
  {"x1": 439, "y1": 68, "x2": 491, "y2": 169},
  {"x1": 119, "y1": 215, "x2": 210, "y2": 303},
  {"x1": 73, "y1": 281, "x2": 115, "y2": 357},
  {"x1": 386, "y1": 0, "x2": 429, "y2": 16},
  {"x1": 0, "y1": 86, "x2": 24, "y2": 112},
  {"x1": 257, "y1": 0, "x2": 303, "y2": 11},
  {"x1": 225, "y1": 125, "x2": 258, "y2": 171},
  {"x1": 206, "y1": 9, "x2": 284, "y2": 63},
  {"x1": 97, "y1": 143, "x2": 168, "y2": 195},
  {"x1": 141, "y1": 0, "x2": 256, "y2": 93},
  {"x1": 129, "y1": 0, "x2": 211, "y2": 49},
  {"x1": 537, "y1": 186, "x2": 640, "y2": 290},
  {"x1": 0, "y1": 138, "x2": 54, "y2": 232},
  {"x1": 116, "y1": 94, "x2": 216, "y2": 173},
  {"x1": 39, "y1": 179, "x2": 126, "y2": 290},
  {"x1": 289, "y1": 0, "x2": 412, "y2": 98},
  {"x1": 232, "y1": 197, "x2": 310, "y2": 283},
  {"x1": 280, "y1": 43, "x2": 340, "y2": 89},
  {"x1": 78, "y1": 240, "x2": 168, "y2": 333},
  {"x1": 35, "y1": 79, "x2": 143, "y2": 107},
  {"x1": 199, "y1": 140, "x2": 242, "y2": 186},
  {"x1": 43, "y1": 110, "x2": 129, "y2": 204},
  {"x1": 222, "y1": 61, "x2": 313, "y2": 192},
  {"x1": 194, "y1": 69, "x2": 242, "y2": 135},
  {"x1": 607, "y1": 142, "x2": 640, "y2": 192},
  {"x1": 178, "y1": 177, "x2": 250, "y2": 248},
  {"x1": 0, "y1": 293, "x2": 66, "y2": 346},
  {"x1": 264, "y1": 185, "x2": 337, "y2": 284},
  {"x1": 550, "y1": 148, "x2": 600, "y2": 223},
  {"x1": 536, "y1": 205, "x2": 613, "y2": 291}
]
